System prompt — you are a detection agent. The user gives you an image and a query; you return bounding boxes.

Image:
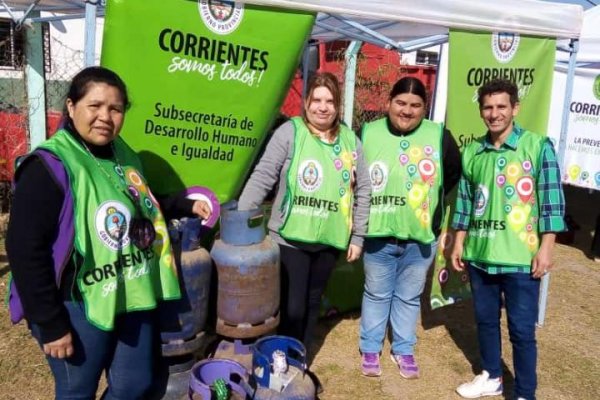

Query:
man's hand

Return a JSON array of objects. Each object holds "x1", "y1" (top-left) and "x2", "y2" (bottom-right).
[
  {"x1": 532, "y1": 233, "x2": 556, "y2": 279},
  {"x1": 450, "y1": 230, "x2": 467, "y2": 272},
  {"x1": 43, "y1": 332, "x2": 74, "y2": 359},
  {"x1": 347, "y1": 244, "x2": 362, "y2": 263}
]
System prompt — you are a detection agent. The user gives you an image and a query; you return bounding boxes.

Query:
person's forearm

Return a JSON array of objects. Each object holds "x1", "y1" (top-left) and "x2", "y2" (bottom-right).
[{"x1": 454, "y1": 230, "x2": 467, "y2": 247}]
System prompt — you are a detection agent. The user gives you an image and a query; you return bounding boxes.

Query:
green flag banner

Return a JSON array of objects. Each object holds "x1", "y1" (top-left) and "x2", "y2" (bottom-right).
[
  {"x1": 101, "y1": 0, "x2": 315, "y2": 201},
  {"x1": 430, "y1": 30, "x2": 556, "y2": 309}
]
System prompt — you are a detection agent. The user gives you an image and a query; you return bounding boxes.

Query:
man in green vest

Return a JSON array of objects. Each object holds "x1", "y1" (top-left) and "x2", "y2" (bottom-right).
[{"x1": 450, "y1": 79, "x2": 566, "y2": 400}]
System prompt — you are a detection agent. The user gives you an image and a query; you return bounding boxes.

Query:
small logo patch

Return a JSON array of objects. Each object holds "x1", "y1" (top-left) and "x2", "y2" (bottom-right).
[
  {"x1": 95, "y1": 201, "x2": 131, "y2": 250},
  {"x1": 198, "y1": 0, "x2": 244, "y2": 35},
  {"x1": 593, "y1": 75, "x2": 600, "y2": 101},
  {"x1": 369, "y1": 161, "x2": 388, "y2": 192},
  {"x1": 298, "y1": 160, "x2": 323, "y2": 192},
  {"x1": 474, "y1": 184, "x2": 489, "y2": 217},
  {"x1": 492, "y1": 32, "x2": 520, "y2": 64}
]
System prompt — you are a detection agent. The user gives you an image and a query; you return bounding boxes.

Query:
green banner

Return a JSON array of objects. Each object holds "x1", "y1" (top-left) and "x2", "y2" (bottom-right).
[
  {"x1": 430, "y1": 30, "x2": 556, "y2": 309},
  {"x1": 101, "y1": 0, "x2": 315, "y2": 201},
  {"x1": 447, "y1": 30, "x2": 556, "y2": 148}
]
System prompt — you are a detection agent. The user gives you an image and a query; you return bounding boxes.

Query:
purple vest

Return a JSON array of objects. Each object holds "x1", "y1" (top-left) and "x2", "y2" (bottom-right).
[{"x1": 8, "y1": 150, "x2": 75, "y2": 323}]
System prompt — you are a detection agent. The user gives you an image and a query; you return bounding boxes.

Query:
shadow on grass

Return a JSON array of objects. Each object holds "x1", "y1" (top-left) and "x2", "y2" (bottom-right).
[
  {"x1": 562, "y1": 186, "x2": 600, "y2": 261},
  {"x1": 310, "y1": 310, "x2": 358, "y2": 367},
  {"x1": 0, "y1": 261, "x2": 9, "y2": 278},
  {"x1": 421, "y1": 268, "x2": 515, "y2": 399}
]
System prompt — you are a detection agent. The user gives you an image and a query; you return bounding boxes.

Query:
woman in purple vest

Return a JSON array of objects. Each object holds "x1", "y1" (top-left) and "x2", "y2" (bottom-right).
[{"x1": 6, "y1": 66, "x2": 211, "y2": 400}]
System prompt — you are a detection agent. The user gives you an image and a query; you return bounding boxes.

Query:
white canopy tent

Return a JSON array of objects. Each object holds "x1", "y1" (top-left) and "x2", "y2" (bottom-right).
[
  {"x1": 548, "y1": 6, "x2": 600, "y2": 189},
  {"x1": 557, "y1": 5, "x2": 600, "y2": 65},
  {"x1": 1, "y1": 0, "x2": 584, "y2": 38}
]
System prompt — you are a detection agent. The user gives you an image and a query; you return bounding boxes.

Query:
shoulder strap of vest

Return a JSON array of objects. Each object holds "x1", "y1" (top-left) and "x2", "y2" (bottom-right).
[{"x1": 34, "y1": 150, "x2": 69, "y2": 195}]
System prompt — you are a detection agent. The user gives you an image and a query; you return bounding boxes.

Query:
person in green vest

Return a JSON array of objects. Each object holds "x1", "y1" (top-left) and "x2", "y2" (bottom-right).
[
  {"x1": 358, "y1": 77, "x2": 461, "y2": 378},
  {"x1": 239, "y1": 72, "x2": 371, "y2": 362},
  {"x1": 6, "y1": 66, "x2": 212, "y2": 399},
  {"x1": 450, "y1": 79, "x2": 566, "y2": 400}
]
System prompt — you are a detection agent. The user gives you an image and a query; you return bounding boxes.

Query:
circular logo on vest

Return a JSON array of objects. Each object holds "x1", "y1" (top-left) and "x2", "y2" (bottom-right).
[
  {"x1": 369, "y1": 161, "x2": 388, "y2": 193},
  {"x1": 491, "y1": 32, "x2": 520, "y2": 64},
  {"x1": 198, "y1": 0, "x2": 244, "y2": 35},
  {"x1": 95, "y1": 201, "x2": 131, "y2": 251},
  {"x1": 298, "y1": 160, "x2": 323, "y2": 192},
  {"x1": 593, "y1": 75, "x2": 600, "y2": 101},
  {"x1": 474, "y1": 184, "x2": 489, "y2": 217}
]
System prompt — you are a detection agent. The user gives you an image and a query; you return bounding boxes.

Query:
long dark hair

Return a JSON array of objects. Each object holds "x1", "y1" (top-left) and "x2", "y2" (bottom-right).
[
  {"x1": 62, "y1": 66, "x2": 130, "y2": 128},
  {"x1": 389, "y1": 77, "x2": 427, "y2": 105}
]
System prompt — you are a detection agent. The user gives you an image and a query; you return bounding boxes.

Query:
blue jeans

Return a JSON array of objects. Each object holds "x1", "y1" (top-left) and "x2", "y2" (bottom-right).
[
  {"x1": 30, "y1": 301, "x2": 155, "y2": 400},
  {"x1": 359, "y1": 238, "x2": 437, "y2": 355},
  {"x1": 468, "y1": 265, "x2": 540, "y2": 400}
]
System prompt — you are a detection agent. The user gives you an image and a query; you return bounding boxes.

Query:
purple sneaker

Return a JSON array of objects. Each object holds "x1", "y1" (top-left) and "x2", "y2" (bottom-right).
[
  {"x1": 390, "y1": 354, "x2": 420, "y2": 379},
  {"x1": 360, "y1": 352, "x2": 382, "y2": 377}
]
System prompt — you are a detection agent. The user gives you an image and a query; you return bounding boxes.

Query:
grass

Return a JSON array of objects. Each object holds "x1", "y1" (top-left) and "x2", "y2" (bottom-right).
[{"x1": 1, "y1": 186, "x2": 599, "y2": 399}]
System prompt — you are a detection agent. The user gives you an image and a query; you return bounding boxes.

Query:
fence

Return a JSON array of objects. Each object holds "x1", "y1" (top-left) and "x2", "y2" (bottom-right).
[
  {"x1": 0, "y1": 20, "x2": 87, "y2": 211},
  {"x1": 280, "y1": 42, "x2": 438, "y2": 131}
]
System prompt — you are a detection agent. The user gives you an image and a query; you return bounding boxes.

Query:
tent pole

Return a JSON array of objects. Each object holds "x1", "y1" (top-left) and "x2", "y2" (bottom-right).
[
  {"x1": 301, "y1": 42, "x2": 311, "y2": 100},
  {"x1": 537, "y1": 38, "x2": 579, "y2": 328},
  {"x1": 84, "y1": 0, "x2": 98, "y2": 67},
  {"x1": 343, "y1": 40, "x2": 361, "y2": 129},
  {"x1": 25, "y1": 9, "x2": 47, "y2": 151},
  {"x1": 556, "y1": 39, "x2": 579, "y2": 172},
  {"x1": 429, "y1": 42, "x2": 446, "y2": 120}
]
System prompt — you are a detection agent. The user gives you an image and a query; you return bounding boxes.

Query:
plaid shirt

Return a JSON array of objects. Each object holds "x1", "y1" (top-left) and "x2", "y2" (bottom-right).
[{"x1": 452, "y1": 123, "x2": 566, "y2": 274}]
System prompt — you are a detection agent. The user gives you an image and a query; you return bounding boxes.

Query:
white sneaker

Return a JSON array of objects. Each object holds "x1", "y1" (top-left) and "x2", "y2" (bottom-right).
[{"x1": 456, "y1": 371, "x2": 503, "y2": 398}]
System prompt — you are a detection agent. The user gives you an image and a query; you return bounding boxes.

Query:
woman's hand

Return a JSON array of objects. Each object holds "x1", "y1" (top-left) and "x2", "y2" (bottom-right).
[
  {"x1": 192, "y1": 200, "x2": 212, "y2": 221},
  {"x1": 43, "y1": 332, "x2": 74, "y2": 359},
  {"x1": 346, "y1": 244, "x2": 362, "y2": 263}
]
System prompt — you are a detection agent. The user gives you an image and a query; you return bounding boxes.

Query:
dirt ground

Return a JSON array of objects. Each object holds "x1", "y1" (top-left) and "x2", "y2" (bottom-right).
[{"x1": 1, "y1": 185, "x2": 599, "y2": 400}]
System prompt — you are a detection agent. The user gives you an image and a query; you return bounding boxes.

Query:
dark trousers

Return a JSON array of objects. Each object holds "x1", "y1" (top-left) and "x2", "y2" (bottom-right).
[
  {"x1": 592, "y1": 214, "x2": 600, "y2": 258},
  {"x1": 278, "y1": 244, "x2": 338, "y2": 351},
  {"x1": 468, "y1": 265, "x2": 540, "y2": 400}
]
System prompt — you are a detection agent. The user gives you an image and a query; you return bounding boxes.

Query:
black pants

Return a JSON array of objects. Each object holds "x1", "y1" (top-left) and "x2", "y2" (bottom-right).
[{"x1": 278, "y1": 244, "x2": 339, "y2": 351}]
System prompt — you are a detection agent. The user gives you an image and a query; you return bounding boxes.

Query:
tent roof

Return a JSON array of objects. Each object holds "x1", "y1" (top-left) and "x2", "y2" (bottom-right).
[
  {"x1": 558, "y1": 6, "x2": 600, "y2": 63},
  {"x1": 1, "y1": 0, "x2": 87, "y2": 14},
  {"x1": 1, "y1": 0, "x2": 584, "y2": 40},
  {"x1": 237, "y1": 0, "x2": 583, "y2": 39}
]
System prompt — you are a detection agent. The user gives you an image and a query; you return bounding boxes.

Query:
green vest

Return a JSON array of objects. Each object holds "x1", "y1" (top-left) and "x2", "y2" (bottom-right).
[
  {"x1": 462, "y1": 131, "x2": 545, "y2": 268},
  {"x1": 41, "y1": 130, "x2": 180, "y2": 330},
  {"x1": 362, "y1": 118, "x2": 443, "y2": 244},
  {"x1": 279, "y1": 117, "x2": 357, "y2": 250}
]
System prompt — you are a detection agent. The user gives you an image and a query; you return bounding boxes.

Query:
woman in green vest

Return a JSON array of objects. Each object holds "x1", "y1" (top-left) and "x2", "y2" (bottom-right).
[
  {"x1": 6, "y1": 66, "x2": 211, "y2": 399},
  {"x1": 239, "y1": 72, "x2": 371, "y2": 362},
  {"x1": 358, "y1": 77, "x2": 461, "y2": 378}
]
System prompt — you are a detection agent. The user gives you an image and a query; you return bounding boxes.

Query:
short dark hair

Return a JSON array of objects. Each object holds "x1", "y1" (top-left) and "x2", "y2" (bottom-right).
[
  {"x1": 389, "y1": 77, "x2": 427, "y2": 104},
  {"x1": 63, "y1": 66, "x2": 130, "y2": 124},
  {"x1": 477, "y1": 79, "x2": 519, "y2": 107}
]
